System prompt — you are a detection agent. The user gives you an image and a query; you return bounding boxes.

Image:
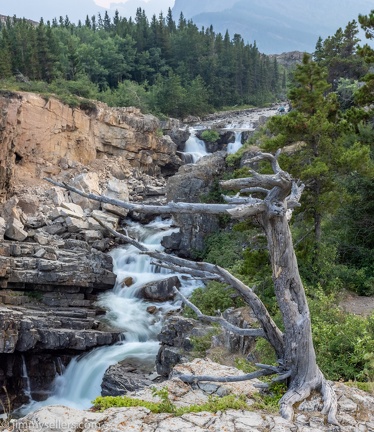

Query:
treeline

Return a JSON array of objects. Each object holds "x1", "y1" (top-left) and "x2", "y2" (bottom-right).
[{"x1": 0, "y1": 9, "x2": 284, "y2": 117}]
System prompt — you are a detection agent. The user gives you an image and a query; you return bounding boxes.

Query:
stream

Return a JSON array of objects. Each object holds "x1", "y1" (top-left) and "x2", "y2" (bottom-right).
[{"x1": 19, "y1": 218, "x2": 199, "y2": 413}]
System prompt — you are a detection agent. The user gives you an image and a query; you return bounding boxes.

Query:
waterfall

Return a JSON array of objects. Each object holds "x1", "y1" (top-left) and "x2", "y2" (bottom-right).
[
  {"x1": 183, "y1": 129, "x2": 208, "y2": 163},
  {"x1": 21, "y1": 356, "x2": 32, "y2": 404},
  {"x1": 227, "y1": 131, "x2": 243, "y2": 154},
  {"x1": 19, "y1": 218, "x2": 199, "y2": 413}
]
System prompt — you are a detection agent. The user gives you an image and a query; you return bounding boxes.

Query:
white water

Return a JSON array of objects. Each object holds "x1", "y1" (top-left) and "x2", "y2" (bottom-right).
[
  {"x1": 21, "y1": 356, "x2": 32, "y2": 404},
  {"x1": 20, "y1": 218, "x2": 199, "y2": 413},
  {"x1": 183, "y1": 129, "x2": 208, "y2": 163},
  {"x1": 227, "y1": 131, "x2": 243, "y2": 154}
]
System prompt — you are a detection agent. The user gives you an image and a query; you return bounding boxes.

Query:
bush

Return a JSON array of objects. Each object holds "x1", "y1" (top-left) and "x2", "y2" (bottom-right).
[
  {"x1": 308, "y1": 287, "x2": 374, "y2": 382},
  {"x1": 201, "y1": 129, "x2": 220, "y2": 142},
  {"x1": 184, "y1": 281, "x2": 245, "y2": 318}
]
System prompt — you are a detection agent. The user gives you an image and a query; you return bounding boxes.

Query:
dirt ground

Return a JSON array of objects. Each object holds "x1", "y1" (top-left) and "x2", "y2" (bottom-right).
[{"x1": 339, "y1": 291, "x2": 374, "y2": 317}]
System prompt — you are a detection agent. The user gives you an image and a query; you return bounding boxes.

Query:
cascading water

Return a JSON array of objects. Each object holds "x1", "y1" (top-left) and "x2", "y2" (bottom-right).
[
  {"x1": 183, "y1": 129, "x2": 208, "y2": 163},
  {"x1": 21, "y1": 356, "x2": 32, "y2": 404},
  {"x1": 20, "y1": 218, "x2": 199, "y2": 413},
  {"x1": 227, "y1": 131, "x2": 243, "y2": 154}
]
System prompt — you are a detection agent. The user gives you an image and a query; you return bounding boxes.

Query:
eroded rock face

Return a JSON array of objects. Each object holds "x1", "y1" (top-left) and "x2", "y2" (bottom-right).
[
  {"x1": 0, "y1": 91, "x2": 181, "y2": 202},
  {"x1": 163, "y1": 151, "x2": 227, "y2": 258}
]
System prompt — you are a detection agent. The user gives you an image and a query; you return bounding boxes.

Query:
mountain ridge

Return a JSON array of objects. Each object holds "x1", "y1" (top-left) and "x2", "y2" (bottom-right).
[{"x1": 172, "y1": 0, "x2": 373, "y2": 53}]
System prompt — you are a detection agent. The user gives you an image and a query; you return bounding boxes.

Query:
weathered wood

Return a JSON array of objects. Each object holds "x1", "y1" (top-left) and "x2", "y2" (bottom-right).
[
  {"x1": 45, "y1": 178, "x2": 237, "y2": 215},
  {"x1": 179, "y1": 368, "x2": 275, "y2": 384},
  {"x1": 174, "y1": 287, "x2": 265, "y2": 337}
]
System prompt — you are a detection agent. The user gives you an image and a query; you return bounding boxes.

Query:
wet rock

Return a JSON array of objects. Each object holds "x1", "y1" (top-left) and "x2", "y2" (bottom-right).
[
  {"x1": 139, "y1": 276, "x2": 181, "y2": 302},
  {"x1": 121, "y1": 276, "x2": 134, "y2": 287},
  {"x1": 147, "y1": 306, "x2": 158, "y2": 314},
  {"x1": 101, "y1": 358, "x2": 154, "y2": 396}
]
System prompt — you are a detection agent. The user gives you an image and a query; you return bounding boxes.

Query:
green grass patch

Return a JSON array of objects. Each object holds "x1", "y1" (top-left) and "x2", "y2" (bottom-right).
[{"x1": 92, "y1": 387, "x2": 250, "y2": 415}]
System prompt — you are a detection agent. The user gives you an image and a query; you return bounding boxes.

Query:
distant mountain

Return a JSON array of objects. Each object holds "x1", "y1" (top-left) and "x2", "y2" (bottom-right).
[{"x1": 172, "y1": 0, "x2": 373, "y2": 54}]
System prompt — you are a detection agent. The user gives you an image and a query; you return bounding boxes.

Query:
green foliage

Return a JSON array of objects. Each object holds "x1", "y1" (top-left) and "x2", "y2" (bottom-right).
[
  {"x1": 92, "y1": 390, "x2": 250, "y2": 415},
  {"x1": 252, "y1": 382, "x2": 287, "y2": 412},
  {"x1": 201, "y1": 130, "x2": 220, "y2": 143},
  {"x1": 234, "y1": 357, "x2": 257, "y2": 374},
  {"x1": 308, "y1": 288, "x2": 374, "y2": 381},
  {"x1": 190, "y1": 328, "x2": 221, "y2": 357},
  {"x1": 183, "y1": 282, "x2": 245, "y2": 318}
]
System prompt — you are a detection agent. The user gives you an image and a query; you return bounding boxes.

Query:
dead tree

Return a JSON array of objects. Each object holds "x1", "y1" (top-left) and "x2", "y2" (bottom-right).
[{"x1": 46, "y1": 150, "x2": 338, "y2": 424}]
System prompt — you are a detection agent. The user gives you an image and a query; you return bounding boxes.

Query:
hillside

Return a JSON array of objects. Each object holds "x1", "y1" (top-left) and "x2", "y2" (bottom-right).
[{"x1": 173, "y1": 0, "x2": 373, "y2": 53}]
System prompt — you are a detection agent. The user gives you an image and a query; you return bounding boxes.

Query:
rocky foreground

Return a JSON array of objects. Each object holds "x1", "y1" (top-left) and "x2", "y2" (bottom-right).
[{"x1": 6, "y1": 359, "x2": 374, "y2": 432}]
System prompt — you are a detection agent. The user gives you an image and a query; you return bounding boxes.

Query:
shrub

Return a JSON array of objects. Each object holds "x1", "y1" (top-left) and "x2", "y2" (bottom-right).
[
  {"x1": 183, "y1": 281, "x2": 245, "y2": 318},
  {"x1": 201, "y1": 129, "x2": 220, "y2": 142},
  {"x1": 92, "y1": 389, "x2": 250, "y2": 415}
]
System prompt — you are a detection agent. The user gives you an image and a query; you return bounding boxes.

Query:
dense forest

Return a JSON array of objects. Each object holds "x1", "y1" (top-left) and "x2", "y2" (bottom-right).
[{"x1": 0, "y1": 8, "x2": 283, "y2": 117}]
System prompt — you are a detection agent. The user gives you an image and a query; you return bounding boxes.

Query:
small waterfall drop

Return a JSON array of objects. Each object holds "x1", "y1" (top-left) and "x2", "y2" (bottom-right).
[
  {"x1": 20, "y1": 218, "x2": 199, "y2": 413},
  {"x1": 183, "y1": 129, "x2": 208, "y2": 163},
  {"x1": 21, "y1": 356, "x2": 32, "y2": 404},
  {"x1": 227, "y1": 131, "x2": 243, "y2": 154}
]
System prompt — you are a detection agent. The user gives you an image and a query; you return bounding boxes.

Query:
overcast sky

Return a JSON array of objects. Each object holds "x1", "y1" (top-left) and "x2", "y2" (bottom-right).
[{"x1": 0, "y1": 0, "x2": 175, "y2": 23}]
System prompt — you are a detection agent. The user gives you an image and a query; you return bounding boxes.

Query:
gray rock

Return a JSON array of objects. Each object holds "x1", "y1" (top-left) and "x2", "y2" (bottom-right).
[
  {"x1": 163, "y1": 151, "x2": 227, "y2": 258},
  {"x1": 139, "y1": 276, "x2": 181, "y2": 302},
  {"x1": 5, "y1": 218, "x2": 28, "y2": 241},
  {"x1": 0, "y1": 216, "x2": 6, "y2": 239},
  {"x1": 61, "y1": 202, "x2": 84, "y2": 217},
  {"x1": 65, "y1": 217, "x2": 89, "y2": 233},
  {"x1": 156, "y1": 316, "x2": 214, "y2": 377},
  {"x1": 102, "y1": 178, "x2": 129, "y2": 217},
  {"x1": 70, "y1": 172, "x2": 101, "y2": 210},
  {"x1": 101, "y1": 359, "x2": 154, "y2": 396}
]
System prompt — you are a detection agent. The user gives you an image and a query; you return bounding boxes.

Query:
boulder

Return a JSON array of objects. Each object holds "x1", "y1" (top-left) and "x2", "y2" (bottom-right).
[
  {"x1": 156, "y1": 316, "x2": 214, "y2": 377},
  {"x1": 65, "y1": 217, "x2": 90, "y2": 233},
  {"x1": 139, "y1": 276, "x2": 181, "y2": 302},
  {"x1": 4, "y1": 218, "x2": 28, "y2": 241},
  {"x1": 60, "y1": 202, "x2": 84, "y2": 217},
  {"x1": 163, "y1": 151, "x2": 227, "y2": 257},
  {"x1": 91, "y1": 210, "x2": 119, "y2": 230},
  {"x1": 70, "y1": 172, "x2": 101, "y2": 210},
  {"x1": 46, "y1": 187, "x2": 68, "y2": 206},
  {"x1": 102, "y1": 178, "x2": 129, "y2": 217},
  {"x1": 101, "y1": 358, "x2": 154, "y2": 396}
]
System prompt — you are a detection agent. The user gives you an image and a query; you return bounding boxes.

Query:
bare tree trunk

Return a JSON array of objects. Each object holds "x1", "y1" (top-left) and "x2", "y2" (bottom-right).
[{"x1": 262, "y1": 210, "x2": 337, "y2": 423}]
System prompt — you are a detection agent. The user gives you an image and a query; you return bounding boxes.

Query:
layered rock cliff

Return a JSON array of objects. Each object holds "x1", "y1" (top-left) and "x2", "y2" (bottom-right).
[{"x1": 0, "y1": 91, "x2": 181, "y2": 203}]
